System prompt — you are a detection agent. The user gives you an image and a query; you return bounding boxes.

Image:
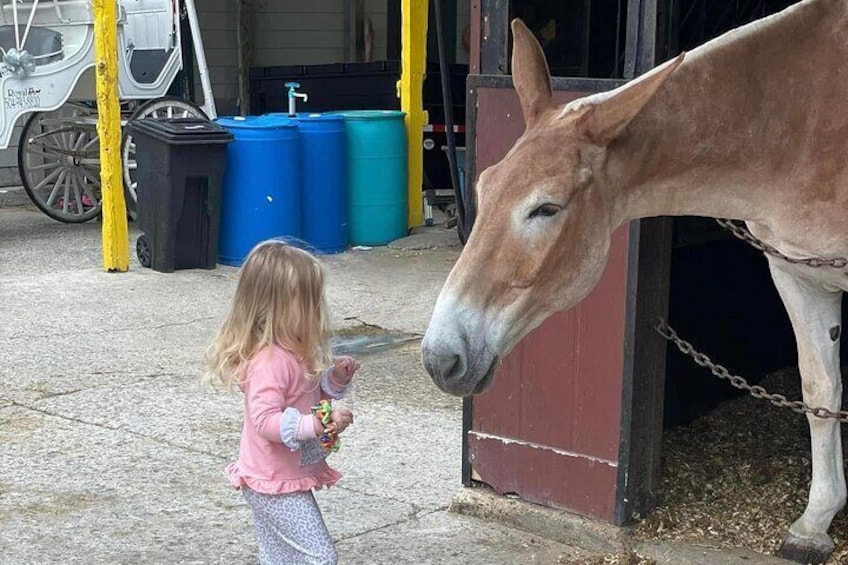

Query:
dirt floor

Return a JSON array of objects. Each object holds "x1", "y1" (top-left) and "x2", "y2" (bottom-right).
[{"x1": 634, "y1": 366, "x2": 848, "y2": 564}]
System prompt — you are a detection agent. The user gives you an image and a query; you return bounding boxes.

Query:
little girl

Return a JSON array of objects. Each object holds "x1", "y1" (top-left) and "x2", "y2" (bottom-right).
[{"x1": 206, "y1": 240, "x2": 359, "y2": 565}]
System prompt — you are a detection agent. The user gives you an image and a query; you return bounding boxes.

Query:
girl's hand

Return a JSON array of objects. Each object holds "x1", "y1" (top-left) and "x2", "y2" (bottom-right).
[
  {"x1": 332, "y1": 356, "x2": 360, "y2": 386},
  {"x1": 312, "y1": 413, "x2": 327, "y2": 436},
  {"x1": 330, "y1": 409, "x2": 354, "y2": 434}
]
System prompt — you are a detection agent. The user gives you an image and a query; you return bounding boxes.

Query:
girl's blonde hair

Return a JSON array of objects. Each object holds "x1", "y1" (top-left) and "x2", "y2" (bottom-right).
[{"x1": 204, "y1": 240, "x2": 332, "y2": 390}]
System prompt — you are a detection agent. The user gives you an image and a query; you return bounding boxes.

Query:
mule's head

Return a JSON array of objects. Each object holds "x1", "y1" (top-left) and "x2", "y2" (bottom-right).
[{"x1": 422, "y1": 19, "x2": 684, "y2": 397}]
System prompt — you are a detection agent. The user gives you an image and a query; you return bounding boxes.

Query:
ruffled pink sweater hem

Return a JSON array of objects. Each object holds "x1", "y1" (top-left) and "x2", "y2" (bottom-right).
[{"x1": 226, "y1": 462, "x2": 342, "y2": 494}]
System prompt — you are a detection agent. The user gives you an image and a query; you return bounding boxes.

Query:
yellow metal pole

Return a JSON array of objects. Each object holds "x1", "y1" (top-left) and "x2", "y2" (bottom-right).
[
  {"x1": 94, "y1": 0, "x2": 129, "y2": 272},
  {"x1": 399, "y1": 0, "x2": 428, "y2": 228}
]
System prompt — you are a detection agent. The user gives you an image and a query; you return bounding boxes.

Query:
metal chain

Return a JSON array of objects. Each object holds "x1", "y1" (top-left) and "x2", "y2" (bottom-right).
[
  {"x1": 657, "y1": 220, "x2": 847, "y2": 419},
  {"x1": 655, "y1": 318, "x2": 848, "y2": 423},
  {"x1": 715, "y1": 219, "x2": 848, "y2": 269}
]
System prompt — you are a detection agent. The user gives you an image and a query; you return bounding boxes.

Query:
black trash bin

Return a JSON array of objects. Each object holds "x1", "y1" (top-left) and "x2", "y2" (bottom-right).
[{"x1": 128, "y1": 118, "x2": 233, "y2": 272}]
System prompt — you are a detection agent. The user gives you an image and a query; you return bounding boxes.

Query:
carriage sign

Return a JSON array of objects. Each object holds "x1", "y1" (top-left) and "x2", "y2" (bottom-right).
[{"x1": 4, "y1": 87, "x2": 42, "y2": 110}]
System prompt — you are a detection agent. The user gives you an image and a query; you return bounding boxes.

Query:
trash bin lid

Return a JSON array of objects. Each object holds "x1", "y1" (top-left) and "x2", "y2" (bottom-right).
[{"x1": 129, "y1": 118, "x2": 234, "y2": 145}]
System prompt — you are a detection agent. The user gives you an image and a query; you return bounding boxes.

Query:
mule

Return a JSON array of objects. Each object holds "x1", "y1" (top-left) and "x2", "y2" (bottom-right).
[{"x1": 421, "y1": 1, "x2": 848, "y2": 562}]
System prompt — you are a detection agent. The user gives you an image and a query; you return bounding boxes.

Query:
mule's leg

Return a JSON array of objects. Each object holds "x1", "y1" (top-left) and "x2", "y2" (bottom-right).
[{"x1": 769, "y1": 264, "x2": 846, "y2": 564}]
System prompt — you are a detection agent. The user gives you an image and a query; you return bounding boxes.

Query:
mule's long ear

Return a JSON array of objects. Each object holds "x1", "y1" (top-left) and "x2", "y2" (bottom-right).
[
  {"x1": 511, "y1": 19, "x2": 552, "y2": 130},
  {"x1": 578, "y1": 53, "x2": 685, "y2": 144}
]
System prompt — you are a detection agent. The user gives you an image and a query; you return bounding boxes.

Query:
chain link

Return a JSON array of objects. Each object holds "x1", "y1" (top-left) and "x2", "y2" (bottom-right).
[
  {"x1": 715, "y1": 219, "x2": 848, "y2": 269},
  {"x1": 655, "y1": 319, "x2": 848, "y2": 423},
  {"x1": 656, "y1": 220, "x2": 847, "y2": 420}
]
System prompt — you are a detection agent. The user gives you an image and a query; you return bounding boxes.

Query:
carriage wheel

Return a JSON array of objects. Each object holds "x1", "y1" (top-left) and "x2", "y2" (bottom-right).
[
  {"x1": 122, "y1": 97, "x2": 207, "y2": 218},
  {"x1": 19, "y1": 103, "x2": 102, "y2": 223}
]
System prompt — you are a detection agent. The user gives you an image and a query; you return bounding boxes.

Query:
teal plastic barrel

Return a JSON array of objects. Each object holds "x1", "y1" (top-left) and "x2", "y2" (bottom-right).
[{"x1": 334, "y1": 110, "x2": 407, "y2": 246}]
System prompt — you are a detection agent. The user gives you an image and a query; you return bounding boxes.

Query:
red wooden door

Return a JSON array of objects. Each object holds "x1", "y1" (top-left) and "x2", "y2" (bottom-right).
[{"x1": 464, "y1": 76, "x2": 661, "y2": 525}]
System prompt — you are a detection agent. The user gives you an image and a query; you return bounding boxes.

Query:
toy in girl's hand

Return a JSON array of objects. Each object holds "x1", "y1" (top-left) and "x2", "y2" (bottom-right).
[
  {"x1": 312, "y1": 400, "x2": 341, "y2": 452},
  {"x1": 318, "y1": 422, "x2": 340, "y2": 452},
  {"x1": 313, "y1": 399, "x2": 333, "y2": 426}
]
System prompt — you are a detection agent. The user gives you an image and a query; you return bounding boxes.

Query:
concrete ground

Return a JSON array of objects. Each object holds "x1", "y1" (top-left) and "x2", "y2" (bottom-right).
[
  {"x1": 0, "y1": 203, "x2": 794, "y2": 564},
  {"x1": 0, "y1": 206, "x2": 592, "y2": 564}
]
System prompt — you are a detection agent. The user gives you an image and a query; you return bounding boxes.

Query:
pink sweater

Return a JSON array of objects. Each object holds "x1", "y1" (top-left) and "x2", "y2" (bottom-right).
[{"x1": 226, "y1": 345, "x2": 345, "y2": 494}]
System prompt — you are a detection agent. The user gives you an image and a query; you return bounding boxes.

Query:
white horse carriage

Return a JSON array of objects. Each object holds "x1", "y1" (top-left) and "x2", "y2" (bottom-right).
[{"x1": 0, "y1": 0, "x2": 216, "y2": 222}]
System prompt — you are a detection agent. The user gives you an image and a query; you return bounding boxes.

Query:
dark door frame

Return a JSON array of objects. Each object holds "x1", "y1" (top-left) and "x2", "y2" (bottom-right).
[{"x1": 475, "y1": 0, "x2": 661, "y2": 77}]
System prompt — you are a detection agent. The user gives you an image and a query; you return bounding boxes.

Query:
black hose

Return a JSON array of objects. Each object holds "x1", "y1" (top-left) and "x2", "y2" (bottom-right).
[{"x1": 433, "y1": 0, "x2": 466, "y2": 236}]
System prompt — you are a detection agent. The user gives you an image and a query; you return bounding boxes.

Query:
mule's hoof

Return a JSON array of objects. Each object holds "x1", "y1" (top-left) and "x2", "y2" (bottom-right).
[{"x1": 778, "y1": 532, "x2": 834, "y2": 564}]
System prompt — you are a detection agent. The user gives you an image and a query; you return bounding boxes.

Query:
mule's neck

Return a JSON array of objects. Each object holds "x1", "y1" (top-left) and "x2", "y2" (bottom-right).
[{"x1": 606, "y1": 0, "x2": 840, "y2": 228}]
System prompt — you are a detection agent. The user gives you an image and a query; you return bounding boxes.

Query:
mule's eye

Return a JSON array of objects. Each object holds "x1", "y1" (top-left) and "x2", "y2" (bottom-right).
[{"x1": 528, "y1": 203, "x2": 562, "y2": 219}]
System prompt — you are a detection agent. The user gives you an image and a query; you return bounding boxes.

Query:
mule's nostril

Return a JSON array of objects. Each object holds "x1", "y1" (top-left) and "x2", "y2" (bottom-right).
[
  {"x1": 443, "y1": 354, "x2": 462, "y2": 381},
  {"x1": 422, "y1": 344, "x2": 467, "y2": 384},
  {"x1": 422, "y1": 331, "x2": 471, "y2": 395}
]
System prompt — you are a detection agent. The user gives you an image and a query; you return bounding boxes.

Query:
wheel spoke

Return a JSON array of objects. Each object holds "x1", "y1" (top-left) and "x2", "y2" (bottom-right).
[
  {"x1": 27, "y1": 145, "x2": 67, "y2": 161},
  {"x1": 72, "y1": 130, "x2": 87, "y2": 151},
  {"x1": 27, "y1": 135, "x2": 73, "y2": 159},
  {"x1": 81, "y1": 135, "x2": 99, "y2": 151},
  {"x1": 62, "y1": 173, "x2": 70, "y2": 214},
  {"x1": 72, "y1": 175, "x2": 84, "y2": 214},
  {"x1": 35, "y1": 166, "x2": 64, "y2": 196},
  {"x1": 81, "y1": 171, "x2": 100, "y2": 191},
  {"x1": 27, "y1": 134, "x2": 64, "y2": 151},
  {"x1": 45, "y1": 169, "x2": 66, "y2": 206},
  {"x1": 72, "y1": 168, "x2": 98, "y2": 208},
  {"x1": 81, "y1": 165, "x2": 102, "y2": 185},
  {"x1": 27, "y1": 161, "x2": 61, "y2": 172},
  {"x1": 58, "y1": 126, "x2": 68, "y2": 151},
  {"x1": 79, "y1": 172, "x2": 100, "y2": 203}
]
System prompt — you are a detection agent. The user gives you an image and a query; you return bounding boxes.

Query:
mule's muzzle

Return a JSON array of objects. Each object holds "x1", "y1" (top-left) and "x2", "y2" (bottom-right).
[{"x1": 421, "y1": 335, "x2": 498, "y2": 397}]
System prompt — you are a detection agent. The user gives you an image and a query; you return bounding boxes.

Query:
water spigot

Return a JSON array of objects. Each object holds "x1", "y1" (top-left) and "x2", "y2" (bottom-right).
[{"x1": 285, "y1": 82, "x2": 308, "y2": 117}]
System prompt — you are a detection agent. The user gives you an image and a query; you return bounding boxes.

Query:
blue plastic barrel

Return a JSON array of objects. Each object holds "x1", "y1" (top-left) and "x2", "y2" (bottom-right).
[
  {"x1": 215, "y1": 115, "x2": 301, "y2": 266},
  {"x1": 269, "y1": 112, "x2": 348, "y2": 254},
  {"x1": 332, "y1": 110, "x2": 407, "y2": 246}
]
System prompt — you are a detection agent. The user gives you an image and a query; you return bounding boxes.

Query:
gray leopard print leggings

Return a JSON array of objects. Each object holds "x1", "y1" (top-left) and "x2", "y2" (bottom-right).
[{"x1": 242, "y1": 487, "x2": 338, "y2": 565}]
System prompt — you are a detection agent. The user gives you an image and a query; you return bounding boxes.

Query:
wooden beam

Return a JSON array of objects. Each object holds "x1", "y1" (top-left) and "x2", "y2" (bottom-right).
[
  {"x1": 625, "y1": 0, "x2": 660, "y2": 78},
  {"x1": 236, "y1": 0, "x2": 250, "y2": 115},
  {"x1": 470, "y1": 0, "x2": 481, "y2": 74},
  {"x1": 616, "y1": 217, "x2": 673, "y2": 523},
  {"x1": 480, "y1": 0, "x2": 509, "y2": 74},
  {"x1": 93, "y1": 0, "x2": 128, "y2": 272},
  {"x1": 617, "y1": 0, "x2": 671, "y2": 523},
  {"x1": 346, "y1": 0, "x2": 366, "y2": 62}
]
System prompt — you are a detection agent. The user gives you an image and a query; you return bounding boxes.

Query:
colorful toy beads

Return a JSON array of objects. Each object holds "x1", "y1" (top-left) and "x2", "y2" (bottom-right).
[{"x1": 311, "y1": 400, "x2": 340, "y2": 452}]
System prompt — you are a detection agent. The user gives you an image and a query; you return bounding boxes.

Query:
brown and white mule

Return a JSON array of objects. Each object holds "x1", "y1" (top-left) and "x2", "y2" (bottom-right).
[{"x1": 422, "y1": 0, "x2": 848, "y2": 562}]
